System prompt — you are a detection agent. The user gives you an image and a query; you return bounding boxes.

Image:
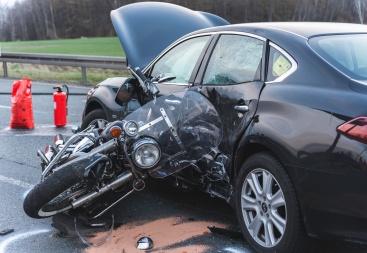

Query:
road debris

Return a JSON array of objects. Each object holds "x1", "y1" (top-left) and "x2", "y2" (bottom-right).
[{"x1": 0, "y1": 229, "x2": 14, "y2": 236}]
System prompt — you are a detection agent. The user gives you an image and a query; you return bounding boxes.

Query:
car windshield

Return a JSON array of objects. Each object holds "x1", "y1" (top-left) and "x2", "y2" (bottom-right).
[{"x1": 309, "y1": 34, "x2": 367, "y2": 80}]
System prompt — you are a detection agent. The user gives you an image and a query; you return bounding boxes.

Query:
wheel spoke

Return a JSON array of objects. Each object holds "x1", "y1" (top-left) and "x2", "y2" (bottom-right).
[
  {"x1": 262, "y1": 170, "x2": 273, "y2": 197},
  {"x1": 247, "y1": 172, "x2": 263, "y2": 199},
  {"x1": 269, "y1": 189, "x2": 285, "y2": 208},
  {"x1": 248, "y1": 214, "x2": 263, "y2": 237},
  {"x1": 264, "y1": 219, "x2": 276, "y2": 246},
  {"x1": 241, "y1": 194, "x2": 258, "y2": 211},
  {"x1": 270, "y1": 211, "x2": 286, "y2": 235}
]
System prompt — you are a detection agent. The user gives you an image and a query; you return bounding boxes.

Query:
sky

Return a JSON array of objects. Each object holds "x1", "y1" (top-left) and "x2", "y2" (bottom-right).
[{"x1": 0, "y1": 0, "x2": 22, "y2": 8}]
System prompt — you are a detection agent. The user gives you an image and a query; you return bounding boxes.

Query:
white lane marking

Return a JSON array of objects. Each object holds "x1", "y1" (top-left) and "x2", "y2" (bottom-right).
[
  {"x1": 1, "y1": 124, "x2": 80, "y2": 135},
  {"x1": 0, "y1": 105, "x2": 11, "y2": 109},
  {"x1": 0, "y1": 229, "x2": 50, "y2": 252},
  {"x1": 0, "y1": 175, "x2": 34, "y2": 189}
]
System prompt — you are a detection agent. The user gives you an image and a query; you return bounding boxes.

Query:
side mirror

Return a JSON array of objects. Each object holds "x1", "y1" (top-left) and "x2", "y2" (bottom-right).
[{"x1": 115, "y1": 78, "x2": 135, "y2": 106}]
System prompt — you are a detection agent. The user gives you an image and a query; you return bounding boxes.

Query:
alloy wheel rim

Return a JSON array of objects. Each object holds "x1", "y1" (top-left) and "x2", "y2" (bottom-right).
[{"x1": 241, "y1": 168, "x2": 287, "y2": 248}]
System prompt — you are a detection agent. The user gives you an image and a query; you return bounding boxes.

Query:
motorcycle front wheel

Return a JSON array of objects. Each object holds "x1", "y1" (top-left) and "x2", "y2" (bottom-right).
[{"x1": 23, "y1": 165, "x2": 90, "y2": 219}]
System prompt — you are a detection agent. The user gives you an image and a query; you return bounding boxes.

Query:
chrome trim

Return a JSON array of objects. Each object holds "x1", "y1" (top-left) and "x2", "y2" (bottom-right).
[
  {"x1": 145, "y1": 32, "x2": 267, "y2": 74},
  {"x1": 71, "y1": 171, "x2": 134, "y2": 209},
  {"x1": 37, "y1": 150, "x2": 49, "y2": 164},
  {"x1": 266, "y1": 42, "x2": 298, "y2": 83},
  {"x1": 234, "y1": 105, "x2": 249, "y2": 113},
  {"x1": 144, "y1": 31, "x2": 266, "y2": 73},
  {"x1": 72, "y1": 136, "x2": 94, "y2": 153},
  {"x1": 215, "y1": 31, "x2": 266, "y2": 41},
  {"x1": 41, "y1": 132, "x2": 97, "y2": 181},
  {"x1": 54, "y1": 134, "x2": 64, "y2": 147},
  {"x1": 144, "y1": 31, "x2": 267, "y2": 86},
  {"x1": 153, "y1": 81, "x2": 189, "y2": 86},
  {"x1": 139, "y1": 116, "x2": 164, "y2": 132}
]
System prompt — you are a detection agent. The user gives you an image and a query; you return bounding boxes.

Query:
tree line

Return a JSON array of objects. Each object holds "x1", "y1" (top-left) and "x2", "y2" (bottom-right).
[{"x1": 1, "y1": 0, "x2": 366, "y2": 42}]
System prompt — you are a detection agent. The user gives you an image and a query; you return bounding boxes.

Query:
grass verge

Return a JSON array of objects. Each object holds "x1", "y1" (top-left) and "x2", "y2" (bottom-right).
[
  {"x1": 1, "y1": 63, "x2": 130, "y2": 85},
  {"x1": 0, "y1": 37, "x2": 125, "y2": 56},
  {"x1": 0, "y1": 37, "x2": 128, "y2": 84}
]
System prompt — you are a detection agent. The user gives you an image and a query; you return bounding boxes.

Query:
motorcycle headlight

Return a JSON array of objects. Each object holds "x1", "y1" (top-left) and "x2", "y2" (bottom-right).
[
  {"x1": 132, "y1": 138, "x2": 161, "y2": 169},
  {"x1": 124, "y1": 120, "x2": 139, "y2": 136}
]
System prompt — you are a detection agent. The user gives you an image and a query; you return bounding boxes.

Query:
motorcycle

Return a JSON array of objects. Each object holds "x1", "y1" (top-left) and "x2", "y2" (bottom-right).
[{"x1": 23, "y1": 67, "x2": 223, "y2": 242}]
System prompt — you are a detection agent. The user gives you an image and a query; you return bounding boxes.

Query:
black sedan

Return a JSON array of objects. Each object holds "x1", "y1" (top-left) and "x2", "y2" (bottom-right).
[{"x1": 81, "y1": 2, "x2": 367, "y2": 252}]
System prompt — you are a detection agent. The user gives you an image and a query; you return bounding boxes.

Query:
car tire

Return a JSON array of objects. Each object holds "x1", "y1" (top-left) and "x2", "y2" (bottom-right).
[
  {"x1": 81, "y1": 108, "x2": 108, "y2": 130},
  {"x1": 235, "y1": 152, "x2": 317, "y2": 253}
]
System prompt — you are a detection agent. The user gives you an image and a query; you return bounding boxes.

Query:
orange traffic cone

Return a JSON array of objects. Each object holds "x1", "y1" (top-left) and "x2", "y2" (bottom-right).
[{"x1": 10, "y1": 78, "x2": 34, "y2": 129}]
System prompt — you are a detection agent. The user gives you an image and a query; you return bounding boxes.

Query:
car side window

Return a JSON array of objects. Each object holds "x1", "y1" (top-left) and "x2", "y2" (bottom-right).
[
  {"x1": 203, "y1": 35, "x2": 263, "y2": 85},
  {"x1": 266, "y1": 46, "x2": 292, "y2": 82},
  {"x1": 150, "y1": 36, "x2": 210, "y2": 84}
]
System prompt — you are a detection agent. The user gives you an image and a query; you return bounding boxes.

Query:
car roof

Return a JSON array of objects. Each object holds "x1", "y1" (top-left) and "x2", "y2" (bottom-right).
[{"x1": 191, "y1": 22, "x2": 367, "y2": 39}]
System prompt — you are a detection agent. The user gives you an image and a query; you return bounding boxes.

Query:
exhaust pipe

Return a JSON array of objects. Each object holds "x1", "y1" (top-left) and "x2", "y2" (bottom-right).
[{"x1": 71, "y1": 170, "x2": 134, "y2": 209}]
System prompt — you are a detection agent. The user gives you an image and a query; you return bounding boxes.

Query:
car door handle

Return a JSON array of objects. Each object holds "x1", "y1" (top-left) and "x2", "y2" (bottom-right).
[{"x1": 234, "y1": 105, "x2": 249, "y2": 113}]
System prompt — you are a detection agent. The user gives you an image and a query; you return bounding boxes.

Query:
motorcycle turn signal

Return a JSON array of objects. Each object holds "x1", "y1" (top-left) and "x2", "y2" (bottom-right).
[{"x1": 109, "y1": 126, "x2": 122, "y2": 138}]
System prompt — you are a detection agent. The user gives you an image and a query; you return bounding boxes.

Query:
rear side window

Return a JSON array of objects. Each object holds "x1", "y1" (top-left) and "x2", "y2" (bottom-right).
[
  {"x1": 309, "y1": 34, "x2": 367, "y2": 80},
  {"x1": 266, "y1": 46, "x2": 292, "y2": 82}
]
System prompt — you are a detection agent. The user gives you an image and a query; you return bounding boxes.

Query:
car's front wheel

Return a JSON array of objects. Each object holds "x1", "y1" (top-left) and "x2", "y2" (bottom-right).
[
  {"x1": 235, "y1": 152, "x2": 316, "y2": 253},
  {"x1": 81, "y1": 108, "x2": 108, "y2": 130}
]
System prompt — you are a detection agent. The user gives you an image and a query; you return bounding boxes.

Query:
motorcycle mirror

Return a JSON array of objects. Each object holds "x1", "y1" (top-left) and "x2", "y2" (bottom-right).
[
  {"x1": 136, "y1": 236, "x2": 154, "y2": 250},
  {"x1": 71, "y1": 126, "x2": 81, "y2": 134},
  {"x1": 115, "y1": 78, "x2": 135, "y2": 106}
]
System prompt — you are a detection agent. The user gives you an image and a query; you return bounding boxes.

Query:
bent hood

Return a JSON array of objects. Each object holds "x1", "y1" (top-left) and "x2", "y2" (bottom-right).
[{"x1": 111, "y1": 2, "x2": 229, "y2": 70}]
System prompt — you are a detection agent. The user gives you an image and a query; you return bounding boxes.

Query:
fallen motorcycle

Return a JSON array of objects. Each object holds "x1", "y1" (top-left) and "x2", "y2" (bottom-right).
[{"x1": 23, "y1": 67, "x2": 223, "y2": 235}]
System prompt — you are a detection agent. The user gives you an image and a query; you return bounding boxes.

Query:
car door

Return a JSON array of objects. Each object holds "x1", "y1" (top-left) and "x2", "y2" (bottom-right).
[{"x1": 192, "y1": 33, "x2": 266, "y2": 176}]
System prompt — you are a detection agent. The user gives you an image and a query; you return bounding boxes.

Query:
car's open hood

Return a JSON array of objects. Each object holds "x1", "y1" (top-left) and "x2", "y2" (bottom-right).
[{"x1": 111, "y1": 2, "x2": 229, "y2": 70}]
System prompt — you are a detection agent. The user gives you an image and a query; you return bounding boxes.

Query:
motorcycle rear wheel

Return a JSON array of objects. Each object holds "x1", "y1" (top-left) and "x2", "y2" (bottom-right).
[{"x1": 23, "y1": 165, "x2": 89, "y2": 219}]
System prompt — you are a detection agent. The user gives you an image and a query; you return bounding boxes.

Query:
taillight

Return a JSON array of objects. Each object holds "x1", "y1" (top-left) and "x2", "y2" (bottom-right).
[{"x1": 337, "y1": 116, "x2": 367, "y2": 144}]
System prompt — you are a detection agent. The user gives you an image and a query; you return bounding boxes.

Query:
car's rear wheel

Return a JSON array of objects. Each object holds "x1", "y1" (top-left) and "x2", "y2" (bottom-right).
[
  {"x1": 81, "y1": 108, "x2": 108, "y2": 130},
  {"x1": 235, "y1": 152, "x2": 316, "y2": 253}
]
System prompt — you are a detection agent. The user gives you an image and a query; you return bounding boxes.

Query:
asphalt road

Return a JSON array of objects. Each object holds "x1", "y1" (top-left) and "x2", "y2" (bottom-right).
[{"x1": 0, "y1": 78, "x2": 366, "y2": 253}]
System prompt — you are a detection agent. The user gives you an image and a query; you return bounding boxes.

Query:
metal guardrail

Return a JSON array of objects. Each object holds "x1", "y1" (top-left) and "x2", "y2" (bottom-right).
[{"x1": 0, "y1": 52, "x2": 127, "y2": 84}]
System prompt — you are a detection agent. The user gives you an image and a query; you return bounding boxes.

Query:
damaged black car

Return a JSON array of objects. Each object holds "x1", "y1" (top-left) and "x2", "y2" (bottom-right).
[{"x1": 76, "y1": 2, "x2": 367, "y2": 252}]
